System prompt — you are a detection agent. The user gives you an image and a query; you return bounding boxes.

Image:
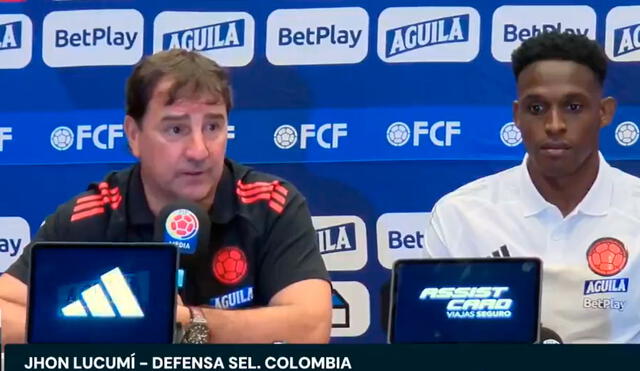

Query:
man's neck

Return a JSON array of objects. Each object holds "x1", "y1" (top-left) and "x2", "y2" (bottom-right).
[
  {"x1": 145, "y1": 191, "x2": 215, "y2": 217},
  {"x1": 140, "y1": 177, "x2": 215, "y2": 217},
  {"x1": 527, "y1": 152, "x2": 600, "y2": 217}
]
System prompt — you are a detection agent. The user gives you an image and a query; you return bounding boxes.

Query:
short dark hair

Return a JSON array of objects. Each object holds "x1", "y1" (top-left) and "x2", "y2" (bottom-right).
[
  {"x1": 511, "y1": 31, "x2": 607, "y2": 85},
  {"x1": 126, "y1": 49, "x2": 233, "y2": 125}
]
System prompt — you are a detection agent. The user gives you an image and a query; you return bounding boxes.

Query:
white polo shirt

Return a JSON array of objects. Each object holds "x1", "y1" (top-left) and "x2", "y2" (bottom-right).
[{"x1": 425, "y1": 153, "x2": 640, "y2": 343}]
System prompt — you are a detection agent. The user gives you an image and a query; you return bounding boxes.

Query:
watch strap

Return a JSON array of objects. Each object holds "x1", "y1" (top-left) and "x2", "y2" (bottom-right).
[{"x1": 189, "y1": 306, "x2": 206, "y2": 322}]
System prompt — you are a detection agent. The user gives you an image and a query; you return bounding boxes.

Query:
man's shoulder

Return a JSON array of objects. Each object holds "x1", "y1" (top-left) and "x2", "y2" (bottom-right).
[
  {"x1": 435, "y1": 164, "x2": 522, "y2": 211},
  {"x1": 226, "y1": 159, "x2": 305, "y2": 218},
  {"x1": 609, "y1": 165, "x2": 640, "y2": 217},
  {"x1": 610, "y1": 165, "x2": 640, "y2": 189},
  {"x1": 42, "y1": 166, "x2": 135, "y2": 240}
]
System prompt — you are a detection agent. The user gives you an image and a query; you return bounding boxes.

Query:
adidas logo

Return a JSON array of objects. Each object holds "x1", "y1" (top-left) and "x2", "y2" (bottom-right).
[
  {"x1": 70, "y1": 182, "x2": 122, "y2": 222},
  {"x1": 490, "y1": 245, "x2": 511, "y2": 258},
  {"x1": 61, "y1": 267, "x2": 144, "y2": 318},
  {"x1": 236, "y1": 180, "x2": 289, "y2": 214}
]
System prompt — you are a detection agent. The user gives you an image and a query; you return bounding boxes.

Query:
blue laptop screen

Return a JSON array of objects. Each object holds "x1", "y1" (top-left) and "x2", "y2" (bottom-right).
[
  {"x1": 390, "y1": 259, "x2": 541, "y2": 343},
  {"x1": 28, "y1": 243, "x2": 177, "y2": 344}
]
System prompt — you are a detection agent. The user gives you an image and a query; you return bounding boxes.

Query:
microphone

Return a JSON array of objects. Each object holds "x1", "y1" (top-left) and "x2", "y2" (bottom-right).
[
  {"x1": 154, "y1": 200, "x2": 211, "y2": 255},
  {"x1": 539, "y1": 326, "x2": 563, "y2": 344},
  {"x1": 153, "y1": 201, "x2": 211, "y2": 292}
]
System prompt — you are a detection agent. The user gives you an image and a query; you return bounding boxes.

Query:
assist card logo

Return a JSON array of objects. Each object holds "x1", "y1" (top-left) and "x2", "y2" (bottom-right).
[{"x1": 419, "y1": 286, "x2": 513, "y2": 319}]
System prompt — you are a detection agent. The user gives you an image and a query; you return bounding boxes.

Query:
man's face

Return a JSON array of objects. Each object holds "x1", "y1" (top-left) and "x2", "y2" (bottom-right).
[
  {"x1": 126, "y1": 78, "x2": 228, "y2": 206},
  {"x1": 513, "y1": 60, "x2": 615, "y2": 178}
]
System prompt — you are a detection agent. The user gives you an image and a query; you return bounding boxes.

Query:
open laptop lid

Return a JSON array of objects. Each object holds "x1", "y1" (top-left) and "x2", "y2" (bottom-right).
[
  {"x1": 388, "y1": 258, "x2": 542, "y2": 344},
  {"x1": 28, "y1": 242, "x2": 178, "y2": 344}
]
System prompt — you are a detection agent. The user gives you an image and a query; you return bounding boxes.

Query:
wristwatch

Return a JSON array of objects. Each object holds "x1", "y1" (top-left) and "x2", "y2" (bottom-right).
[{"x1": 181, "y1": 306, "x2": 210, "y2": 344}]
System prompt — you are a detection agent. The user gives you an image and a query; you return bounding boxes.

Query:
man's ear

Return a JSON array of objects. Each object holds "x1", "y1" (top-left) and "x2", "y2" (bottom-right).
[
  {"x1": 124, "y1": 116, "x2": 141, "y2": 158},
  {"x1": 600, "y1": 97, "x2": 617, "y2": 129}
]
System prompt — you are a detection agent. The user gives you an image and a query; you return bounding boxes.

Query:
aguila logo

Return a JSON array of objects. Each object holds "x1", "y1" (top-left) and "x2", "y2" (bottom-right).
[{"x1": 586, "y1": 237, "x2": 628, "y2": 276}]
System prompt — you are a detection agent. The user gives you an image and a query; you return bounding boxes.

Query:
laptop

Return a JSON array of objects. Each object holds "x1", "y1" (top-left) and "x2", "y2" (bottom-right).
[
  {"x1": 27, "y1": 242, "x2": 178, "y2": 344},
  {"x1": 388, "y1": 258, "x2": 542, "y2": 344}
]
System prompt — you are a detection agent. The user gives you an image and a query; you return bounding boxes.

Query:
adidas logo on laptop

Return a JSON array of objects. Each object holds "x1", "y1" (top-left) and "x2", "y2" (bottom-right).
[
  {"x1": 61, "y1": 267, "x2": 144, "y2": 318},
  {"x1": 490, "y1": 245, "x2": 511, "y2": 258}
]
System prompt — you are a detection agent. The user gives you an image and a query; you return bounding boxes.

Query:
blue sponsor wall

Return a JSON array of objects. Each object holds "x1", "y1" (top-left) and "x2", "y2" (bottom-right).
[{"x1": 1, "y1": 0, "x2": 639, "y2": 343}]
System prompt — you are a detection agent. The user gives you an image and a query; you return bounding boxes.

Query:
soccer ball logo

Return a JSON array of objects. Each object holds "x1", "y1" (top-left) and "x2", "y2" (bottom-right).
[
  {"x1": 166, "y1": 209, "x2": 199, "y2": 240},
  {"x1": 615, "y1": 121, "x2": 639, "y2": 147},
  {"x1": 213, "y1": 246, "x2": 247, "y2": 285},
  {"x1": 274, "y1": 125, "x2": 298, "y2": 149},
  {"x1": 500, "y1": 122, "x2": 522, "y2": 147},
  {"x1": 586, "y1": 237, "x2": 628, "y2": 276},
  {"x1": 386, "y1": 122, "x2": 410, "y2": 146},
  {"x1": 50, "y1": 126, "x2": 74, "y2": 151}
]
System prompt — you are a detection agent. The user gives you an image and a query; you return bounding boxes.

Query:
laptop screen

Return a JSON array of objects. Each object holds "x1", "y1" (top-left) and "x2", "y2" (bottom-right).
[
  {"x1": 389, "y1": 258, "x2": 541, "y2": 344},
  {"x1": 28, "y1": 242, "x2": 177, "y2": 344}
]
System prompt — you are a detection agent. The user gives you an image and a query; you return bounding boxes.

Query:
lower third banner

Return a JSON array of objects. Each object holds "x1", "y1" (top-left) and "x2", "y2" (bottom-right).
[{"x1": 7, "y1": 344, "x2": 640, "y2": 371}]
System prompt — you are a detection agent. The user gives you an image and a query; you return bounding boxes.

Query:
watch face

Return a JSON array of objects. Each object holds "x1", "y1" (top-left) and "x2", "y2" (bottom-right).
[{"x1": 184, "y1": 324, "x2": 209, "y2": 344}]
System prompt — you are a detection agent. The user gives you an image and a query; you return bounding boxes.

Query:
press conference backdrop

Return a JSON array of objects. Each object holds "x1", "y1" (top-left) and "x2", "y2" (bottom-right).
[{"x1": 1, "y1": 0, "x2": 639, "y2": 343}]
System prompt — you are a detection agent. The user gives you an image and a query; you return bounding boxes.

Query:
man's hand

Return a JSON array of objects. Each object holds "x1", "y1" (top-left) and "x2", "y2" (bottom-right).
[
  {"x1": 0, "y1": 273, "x2": 29, "y2": 345},
  {"x1": 176, "y1": 294, "x2": 190, "y2": 328}
]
